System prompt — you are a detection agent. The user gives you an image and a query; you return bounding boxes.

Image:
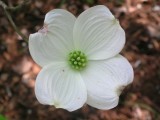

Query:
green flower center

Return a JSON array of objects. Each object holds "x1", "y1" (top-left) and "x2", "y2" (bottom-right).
[{"x1": 68, "y1": 51, "x2": 87, "y2": 71}]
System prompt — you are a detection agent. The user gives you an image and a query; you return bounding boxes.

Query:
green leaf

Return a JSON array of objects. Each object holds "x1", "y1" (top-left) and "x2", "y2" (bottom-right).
[
  {"x1": 86, "y1": 0, "x2": 94, "y2": 4},
  {"x1": 0, "y1": 115, "x2": 7, "y2": 120}
]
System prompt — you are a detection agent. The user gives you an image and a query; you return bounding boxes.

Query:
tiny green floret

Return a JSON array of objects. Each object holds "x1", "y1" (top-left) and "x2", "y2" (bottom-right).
[{"x1": 68, "y1": 51, "x2": 87, "y2": 71}]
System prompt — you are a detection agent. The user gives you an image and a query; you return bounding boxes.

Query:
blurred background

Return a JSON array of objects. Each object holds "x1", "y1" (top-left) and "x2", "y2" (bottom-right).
[{"x1": 0, "y1": 0, "x2": 160, "y2": 120}]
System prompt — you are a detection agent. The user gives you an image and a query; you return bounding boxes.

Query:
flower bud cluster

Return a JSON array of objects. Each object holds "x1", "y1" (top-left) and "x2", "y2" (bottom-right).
[{"x1": 68, "y1": 51, "x2": 87, "y2": 70}]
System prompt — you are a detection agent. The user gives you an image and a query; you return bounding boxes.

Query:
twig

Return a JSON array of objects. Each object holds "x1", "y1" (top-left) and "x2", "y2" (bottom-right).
[
  {"x1": 0, "y1": 0, "x2": 29, "y2": 42},
  {"x1": 6, "y1": 0, "x2": 30, "y2": 11}
]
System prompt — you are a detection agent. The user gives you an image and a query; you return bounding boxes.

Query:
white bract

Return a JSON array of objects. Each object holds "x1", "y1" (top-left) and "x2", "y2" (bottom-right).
[{"x1": 29, "y1": 5, "x2": 134, "y2": 111}]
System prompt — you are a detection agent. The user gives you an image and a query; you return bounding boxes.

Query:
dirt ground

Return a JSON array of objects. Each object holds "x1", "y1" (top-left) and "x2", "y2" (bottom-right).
[{"x1": 0, "y1": 0, "x2": 160, "y2": 120}]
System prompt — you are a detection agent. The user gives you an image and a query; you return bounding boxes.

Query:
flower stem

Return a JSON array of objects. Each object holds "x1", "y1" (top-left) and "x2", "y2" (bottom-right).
[{"x1": 0, "y1": 0, "x2": 29, "y2": 42}]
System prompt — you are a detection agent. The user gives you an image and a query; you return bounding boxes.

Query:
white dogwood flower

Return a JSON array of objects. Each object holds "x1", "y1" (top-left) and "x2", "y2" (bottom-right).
[{"x1": 29, "y1": 5, "x2": 134, "y2": 111}]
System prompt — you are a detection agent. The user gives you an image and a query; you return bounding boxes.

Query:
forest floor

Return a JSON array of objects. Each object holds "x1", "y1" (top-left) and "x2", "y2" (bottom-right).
[{"x1": 0, "y1": 0, "x2": 160, "y2": 120}]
